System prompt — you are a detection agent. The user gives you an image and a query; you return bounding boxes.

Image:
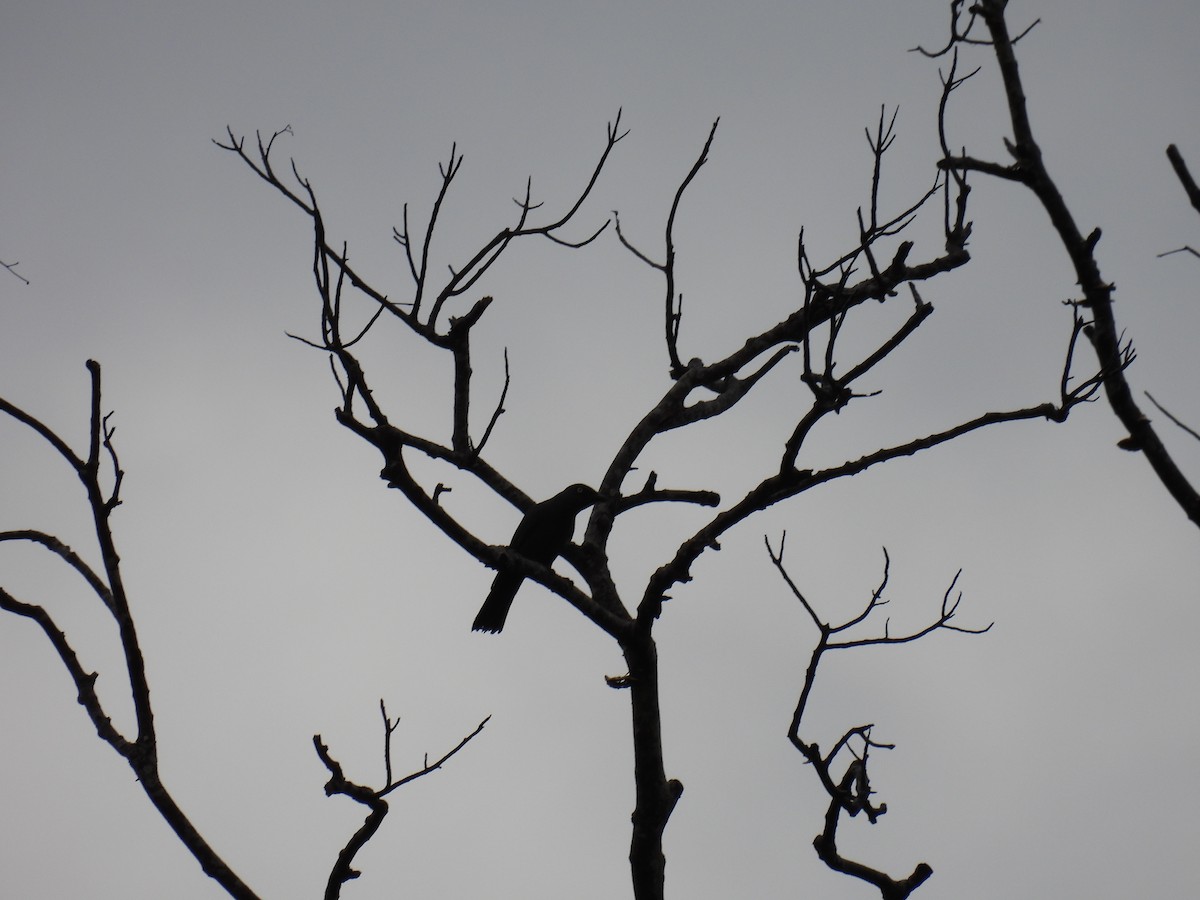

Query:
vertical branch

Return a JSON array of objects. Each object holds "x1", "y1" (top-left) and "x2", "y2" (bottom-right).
[
  {"x1": 80, "y1": 362, "x2": 155, "y2": 753},
  {"x1": 1, "y1": 362, "x2": 261, "y2": 900},
  {"x1": 448, "y1": 296, "x2": 494, "y2": 454},
  {"x1": 614, "y1": 119, "x2": 719, "y2": 379},
  {"x1": 935, "y1": 1, "x2": 1200, "y2": 527},
  {"x1": 619, "y1": 629, "x2": 683, "y2": 900},
  {"x1": 410, "y1": 144, "x2": 463, "y2": 320}
]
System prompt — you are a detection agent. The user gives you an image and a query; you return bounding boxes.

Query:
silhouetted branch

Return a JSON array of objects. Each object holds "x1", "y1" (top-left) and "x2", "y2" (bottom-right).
[
  {"x1": 934, "y1": 0, "x2": 1200, "y2": 528},
  {"x1": 1, "y1": 258, "x2": 30, "y2": 284},
  {"x1": 0, "y1": 529, "x2": 116, "y2": 613},
  {"x1": 648, "y1": 347, "x2": 1095, "y2": 628},
  {"x1": 1166, "y1": 145, "x2": 1200, "y2": 214},
  {"x1": 613, "y1": 118, "x2": 720, "y2": 378},
  {"x1": 1160, "y1": 146, "x2": 1200, "y2": 259},
  {"x1": 1146, "y1": 391, "x2": 1200, "y2": 443},
  {"x1": 315, "y1": 707, "x2": 489, "y2": 899},
  {"x1": 0, "y1": 362, "x2": 260, "y2": 900},
  {"x1": 219, "y1": 113, "x2": 624, "y2": 506},
  {"x1": 471, "y1": 347, "x2": 511, "y2": 458},
  {"x1": 911, "y1": 0, "x2": 1038, "y2": 58},
  {"x1": 766, "y1": 535, "x2": 988, "y2": 896},
  {"x1": 608, "y1": 472, "x2": 721, "y2": 515}
]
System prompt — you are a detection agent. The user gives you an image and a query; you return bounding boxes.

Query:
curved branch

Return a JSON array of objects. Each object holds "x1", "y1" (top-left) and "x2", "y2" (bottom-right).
[
  {"x1": 0, "y1": 392, "x2": 85, "y2": 471},
  {"x1": 0, "y1": 529, "x2": 115, "y2": 613},
  {"x1": 768, "y1": 539, "x2": 985, "y2": 898},
  {"x1": 0, "y1": 586, "x2": 130, "y2": 751},
  {"x1": 949, "y1": 1, "x2": 1200, "y2": 527}
]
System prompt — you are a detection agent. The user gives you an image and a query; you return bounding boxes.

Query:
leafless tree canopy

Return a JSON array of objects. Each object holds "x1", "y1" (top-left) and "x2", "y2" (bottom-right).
[{"x1": 3, "y1": 2, "x2": 1195, "y2": 898}]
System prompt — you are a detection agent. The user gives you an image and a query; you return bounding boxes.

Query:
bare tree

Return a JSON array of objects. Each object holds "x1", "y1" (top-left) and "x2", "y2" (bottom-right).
[
  {"x1": 210, "y1": 58, "x2": 1105, "y2": 897},
  {"x1": 9, "y1": 3, "x2": 1181, "y2": 897}
]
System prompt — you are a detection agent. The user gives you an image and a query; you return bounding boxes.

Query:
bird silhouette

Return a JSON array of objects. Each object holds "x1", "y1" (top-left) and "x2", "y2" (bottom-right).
[{"x1": 472, "y1": 483, "x2": 601, "y2": 633}]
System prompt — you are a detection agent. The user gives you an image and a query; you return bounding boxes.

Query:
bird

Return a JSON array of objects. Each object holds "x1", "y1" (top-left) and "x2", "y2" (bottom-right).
[{"x1": 472, "y1": 483, "x2": 601, "y2": 633}]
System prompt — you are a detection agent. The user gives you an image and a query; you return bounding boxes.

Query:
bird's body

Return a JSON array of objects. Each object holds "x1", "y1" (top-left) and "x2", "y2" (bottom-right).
[{"x1": 472, "y1": 483, "x2": 600, "y2": 633}]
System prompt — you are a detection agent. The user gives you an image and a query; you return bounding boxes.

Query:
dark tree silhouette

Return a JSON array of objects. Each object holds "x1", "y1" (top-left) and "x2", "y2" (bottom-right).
[
  {"x1": 209, "y1": 48, "x2": 1104, "y2": 898},
  {"x1": 8, "y1": 2, "x2": 1191, "y2": 898}
]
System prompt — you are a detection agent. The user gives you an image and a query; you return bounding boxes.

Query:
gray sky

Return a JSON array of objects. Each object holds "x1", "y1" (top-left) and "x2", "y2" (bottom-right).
[{"x1": 3, "y1": 1, "x2": 1199, "y2": 897}]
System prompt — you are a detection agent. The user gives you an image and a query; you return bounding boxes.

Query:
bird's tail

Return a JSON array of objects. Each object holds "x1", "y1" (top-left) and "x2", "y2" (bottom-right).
[{"x1": 471, "y1": 571, "x2": 522, "y2": 633}]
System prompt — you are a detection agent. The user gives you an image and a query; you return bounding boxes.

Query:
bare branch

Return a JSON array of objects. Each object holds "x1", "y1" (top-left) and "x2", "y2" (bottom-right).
[
  {"x1": 614, "y1": 118, "x2": 720, "y2": 378},
  {"x1": 609, "y1": 474, "x2": 720, "y2": 516},
  {"x1": 379, "y1": 713, "x2": 490, "y2": 796},
  {"x1": 1, "y1": 258, "x2": 30, "y2": 284},
  {"x1": 410, "y1": 143, "x2": 463, "y2": 319},
  {"x1": 827, "y1": 568, "x2": 993, "y2": 650},
  {"x1": 764, "y1": 532, "x2": 822, "y2": 630},
  {"x1": 0, "y1": 389, "x2": 86, "y2": 472},
  {"x1": 814, "y1": 794, "x2": 933, "y2": 900},
  {"x1": 1146, "y1": 391, "x2": 1200, "y2": 443},
  {"x1": 314, "y1": 711, "x2": 489, "y2": 898},
  {"x1": 0, "y1": 362, "x2": 262, "y2": 900},
  {"x1": 910, "y1": 0, "x2": 983, "y2": 58},
  {"x1": 769, "y1": 539, "x2": 986, "y2": 898},
  {"x1": 471, "y1": 347, "x2": 511, "y2": 457},
  {"x1": 0, "y1": 530, "x2": 116, "y2": 613},
  {"x1": 1166, "y1": 144, "x2": 1200, "y2": 214},
  {"x1": 0, "y1": 586, "x2": 130, "y2": 751},
  {"x1": 937, "y1": 0, "x2": 1200, "y2": 527}
]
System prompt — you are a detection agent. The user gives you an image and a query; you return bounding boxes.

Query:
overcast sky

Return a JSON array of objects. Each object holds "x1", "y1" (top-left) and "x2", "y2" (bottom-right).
[{"x1": 3, "y1": 1, "x2": 1199, "y2": 898}]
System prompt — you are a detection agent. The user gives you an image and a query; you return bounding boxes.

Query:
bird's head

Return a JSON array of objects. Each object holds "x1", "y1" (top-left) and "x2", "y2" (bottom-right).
[{"x1": 560, "y1": 483, "x2": 602, "y2": 510}]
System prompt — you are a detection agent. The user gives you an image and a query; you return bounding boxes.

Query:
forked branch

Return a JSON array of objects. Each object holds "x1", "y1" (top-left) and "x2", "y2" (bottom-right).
[
  {"x1": 766, "y1": 535, "x2": 988, "y2": 898},
  {"x1": 0, "y1": 362, "x2": 260, "y2": 900},
  {"x1": 314, "y1": 706, "x2": 489, "y2": 899},
  {"x1": 933, "y1": 0, "x2": 1200, "y2": 527},
  {"x1": 1, "y1": 258, "x2": 30, "y2": 284},
  {"x1": 613, "y1": 118, "x2": 720, "y2": 378}
]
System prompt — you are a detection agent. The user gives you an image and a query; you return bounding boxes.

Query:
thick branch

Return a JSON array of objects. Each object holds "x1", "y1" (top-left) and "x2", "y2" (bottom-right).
[
  {"x1": 951, "y1": 1, "x2": 1200, "y2": 527},
  {"x1": 1166, "y1": 144, "x2": 1200, "y2": 214},
  {"x1": 814, "y1": 798, "x2": 933, "y2": 900}
]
